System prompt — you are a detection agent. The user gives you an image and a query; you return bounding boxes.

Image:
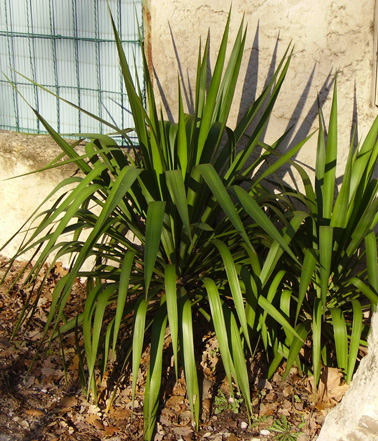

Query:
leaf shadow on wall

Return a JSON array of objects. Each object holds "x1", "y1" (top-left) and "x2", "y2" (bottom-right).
[
  {"x1": 154, "y1": 19, "x2": 337, "y2": 190},
  {"x1": 237, "y1": 25, "x2": 335, "y2": 191}
]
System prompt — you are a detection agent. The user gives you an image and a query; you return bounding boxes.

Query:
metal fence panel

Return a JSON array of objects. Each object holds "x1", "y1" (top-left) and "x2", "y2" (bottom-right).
[{"x1": 0, "y1": 0, "x2": 143, "y2": 135}]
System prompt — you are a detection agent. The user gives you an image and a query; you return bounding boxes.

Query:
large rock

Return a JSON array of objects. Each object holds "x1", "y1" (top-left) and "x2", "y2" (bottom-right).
[{"x1": 317, "y1": 311, "x2": 378, "y2": 441}]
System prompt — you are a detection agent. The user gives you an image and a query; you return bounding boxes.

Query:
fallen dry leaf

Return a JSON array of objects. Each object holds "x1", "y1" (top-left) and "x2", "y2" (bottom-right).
[
  {"x1": 259, "y1": 401, "x2": 279, "y2": 416},
  {"x1": 25, "y1": 409, "x2": 45, "y2": 417},
  {"x1": 86, "y1": 414, "x2": 104, "y2": 430},
  {"x1": 103, "y1": 425, "x2": 119, "y2": 436},
  {"x1": 306, "y1": 367, "x2": 349, "y2": 409},
  {"x1": 172, "y1": 426, "x2": 193, "y2": 437},
  {"x1": 282, "y1": 384, "x2": 294, "y2": 397}
]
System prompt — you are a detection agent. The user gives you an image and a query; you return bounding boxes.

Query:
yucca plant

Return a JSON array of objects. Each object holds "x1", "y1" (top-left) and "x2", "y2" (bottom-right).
[
  {"x1": 1, "y1": 10, "x2": 308, "y2": 440},
  {"x1": 266, "y1": 81, "x2": 378, "y2": 386}
]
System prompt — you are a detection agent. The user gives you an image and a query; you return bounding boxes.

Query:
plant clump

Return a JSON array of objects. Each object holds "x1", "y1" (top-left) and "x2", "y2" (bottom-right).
[{"x1": 2, "y1": 8, "x2": 378, "y2": 441}]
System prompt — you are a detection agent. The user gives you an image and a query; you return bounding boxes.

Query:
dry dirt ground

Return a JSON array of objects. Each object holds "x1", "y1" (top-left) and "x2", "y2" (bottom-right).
[{"x1": 0, "y1": 256, "x2": 352, "y2": 441}]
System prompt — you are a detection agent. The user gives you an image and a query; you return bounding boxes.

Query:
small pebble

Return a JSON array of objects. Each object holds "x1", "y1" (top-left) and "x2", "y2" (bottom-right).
[
  {"x1": 240, "y1": 421, "x2": 248, "y2": 430},
  {"x1": 260, "y1": 429, "x2": 271, "y2": 436}
]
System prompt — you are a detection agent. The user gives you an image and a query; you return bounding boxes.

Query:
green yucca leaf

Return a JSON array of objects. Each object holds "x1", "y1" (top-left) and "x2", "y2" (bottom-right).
[
  {"x1": 343, "y1": 179, "x2": 378, "y2": 248},
  {"x1": 349, "y1": 277, "x2": 378, "y2": 310},
  {"x1": 112, "y1": 251, "x2": 136, "y2": 352},
  {"x1": 323, "y1": 81, "x2": 338, "y2": 220},
  {"x1": 83, "y1": 285, "x2": 114, "y2": 395},
  {"x1": 265, "y1": 270, "x2": 286, "y2": 305},
  {"x1": 258, "y1": 270, "x2": 286, "y2": 350},
  {"x1": 319, "y1": 225, "x2": 333, "y2": 308},
  {"x1": 240, "y1": 266, "x2": 259, "y2": 334},
  {"x1": 289, "y1": 161, "x2": 317, "y2": 213},
  {"x1": 296, "y1": 249, "x2": 317, "y2": 323},
  {"x1": 6, "y1": 72, "x2": 128, "y2": 159},
  {"x1": 330, "y1": 308, "x2": 348, "y2": 373},
  {"x1": 103, "y1": 318, "x2": 115, "y2": 381},
  {"x1": 267, "y1": 348, "x2": 286, "y2": 380},
  {"x1": 365, "y1": 231, "x2": 378, "y2": 293},
  {"x1": 179, "y1": 296, "x2": 200, "y2": 429},
  {"x1": 241, "y1": 242, "x2": 262, "y2": 277},
  {"x1": 132, "y1": 298, "x2": 149, "y2": 407},
  {"x1": 23, "y1": 273, "x2": 73, "y2": 345},
  {"x1": 144, "y1": 306, "x2": 168, "y2": 440},
  {"x1": 282, "y1": 320, "x2": 311, "y2": 381},
  {"x1": 259, "y1": 211, "x2": 307, "y2": 286},
  {"x1": 234, "y1": 186, "x2": 299, "y2": 264},
  {"x1": 346, "y1": 196, "x2": 378, "y2": 257},
  {"x1": 315, "y1": 109, "x2": 326, "y2": 219},
  {"x1": 214, "y1": 17, "x2": 246, "y2": 124},
  {"x1": 253, "y1": 132, "x2": 315, "y2": 188},
  {"x1": 2, "y1": 150, "x2": 88, "y2": 182},
  {"x1": 212, "y1": 239, "x2": 251, "y2": 353},
  {"x1": 196, "y1": 13, "x2": 231, "y2": 163},
  {"x1": 177, "y1": 84, "x2": 188, "y2": 176},
  {"x1": 350, "y1": 115, "x2": 378, "y2": 196},
  {"x1": 280, "y1": 289, "x2": 292, "y2": 323},
  {"x1": 25, "y1": 164, "x2": 106, "y2": 246},
  {"x1": 85, "y1": 134, "x2": 131, "y2": 168},
  {"x1": 144, "y1": 201, "x2": 166, "y2": 293},
  {"x1": 191, "y1": 36, "x2": 209, "y2": 159},
  {"x1": 331, "y1": 138, "x2": 353, "y2": 228},
  {"x1": 258, "y1": 296, "x2": 303, "y2": 342},
  {"x1": 31, "y1": 183, "x2": 103, "y2": 265},
  {"x1": 224, "y1": 305, "x2": 253, "y2": 419},
  {"x1": 312, "y1": 298, "x2": 323, "y2": 386},
  {"x1": 165, "y1": 170, "x2": 192, "y2": 241},
  {"x1": 51, "y1": 167, "x2": 143, "y2": 310},
  {"x1": 225, "y1": 47, "x2": 293, "y2": 182},
  {"x1": 346, "y1": 300, "x2": 363, "y2": 384},
  {"x1": 203, "y1": 278, "x2": 235, "y2": 391},
  {"x1": 200, "y1": 122, "x2": 225, "y2": 165},
  {"x1": 279, "y1": 289, "x2": 303, "y2": 375},
  {"x1": 108, "y1": 11, "x2": 149, "y2": 140},
  {"x1": 197, "y1": 164, "x2": 253, "y2": 250},
  {"x1": 237, "y1": 44, "x2": 292, "y2": 144},
  {"x1": 165, "y1": 264, "x2": 179, "y2": 378}
]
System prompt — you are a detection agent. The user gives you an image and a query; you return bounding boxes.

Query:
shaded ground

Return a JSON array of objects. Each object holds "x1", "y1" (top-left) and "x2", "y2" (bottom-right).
[{"x1": 0, "y1": 256, "x2": 351, "y2": 441}]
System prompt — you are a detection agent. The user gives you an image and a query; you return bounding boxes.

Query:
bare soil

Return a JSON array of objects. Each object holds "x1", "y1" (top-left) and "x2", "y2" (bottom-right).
[{"x1": 0, "y1": 256, "x2": 349, "y2": 441}]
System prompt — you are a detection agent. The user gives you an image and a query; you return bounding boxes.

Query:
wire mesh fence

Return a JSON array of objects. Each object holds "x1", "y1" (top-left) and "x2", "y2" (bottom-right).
[{"x1": 0, "y1": 0, "x2": 143, "y2": 136}]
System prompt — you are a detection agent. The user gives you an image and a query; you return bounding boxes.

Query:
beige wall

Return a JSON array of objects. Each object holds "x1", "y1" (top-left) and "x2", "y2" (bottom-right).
[
  {"x1": 0, "y1": 131, "x2": 79, "y2": 262},
  {"x1": 147, "y1": 0, "x2": 377, "y2": 177}
]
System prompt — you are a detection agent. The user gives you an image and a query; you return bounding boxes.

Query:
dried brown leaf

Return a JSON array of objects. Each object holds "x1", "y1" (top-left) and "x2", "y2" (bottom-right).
[{"x1": 25, "y1": 409, "x2": 45, "y2": 417}]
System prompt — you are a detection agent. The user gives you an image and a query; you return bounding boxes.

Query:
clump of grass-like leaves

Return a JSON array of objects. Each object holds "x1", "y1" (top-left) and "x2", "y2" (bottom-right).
[
  {"x1": 264, "y1": 81, "x2": 378, "y2": 386},
  {"x1": 3, "y1": 8, "x2": 378, "y2": 441},
  {"x1": 2, "y1": 11, "x2": 306, "y2": 440}
]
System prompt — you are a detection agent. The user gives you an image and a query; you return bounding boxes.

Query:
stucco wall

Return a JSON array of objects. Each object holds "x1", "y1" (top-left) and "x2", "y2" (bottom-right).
[
  {"x1": 147, "y1": 0, "x2": 377, "y2": 178},
  {"x1": 0, "y1": 131, "x2": 80, "y2": 262}
]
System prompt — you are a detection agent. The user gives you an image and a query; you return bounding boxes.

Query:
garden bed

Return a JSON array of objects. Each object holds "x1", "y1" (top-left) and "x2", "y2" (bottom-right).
[{"x1": 0, "y1": 256, "x2": 351, "y2": 441}]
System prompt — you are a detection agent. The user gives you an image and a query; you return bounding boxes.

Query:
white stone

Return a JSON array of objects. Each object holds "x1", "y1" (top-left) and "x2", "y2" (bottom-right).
[
  {"x1": 317, "y1": 311, "x2": 378, "y2": 441},
  {"x1": 240, "y1": 421, "x2": 248, "y2": 430}
]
